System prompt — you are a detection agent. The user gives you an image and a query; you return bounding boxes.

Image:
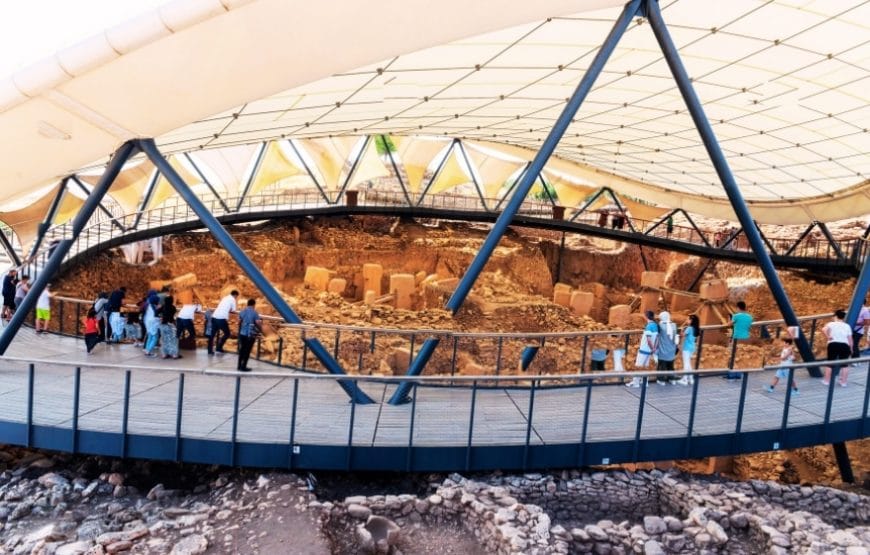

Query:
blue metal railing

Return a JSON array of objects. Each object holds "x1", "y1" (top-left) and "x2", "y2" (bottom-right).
[
  {"x1": 0, "y1": 353, "x2": 867, "y2": 471},
  {"x1": 16, "y1": 189, "x2": 864, "y2": 281}
]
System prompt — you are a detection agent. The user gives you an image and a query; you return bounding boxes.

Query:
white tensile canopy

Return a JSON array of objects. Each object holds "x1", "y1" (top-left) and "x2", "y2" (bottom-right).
[{"x1": 0, "y1": 0, "x2": 868, "y2": 232}]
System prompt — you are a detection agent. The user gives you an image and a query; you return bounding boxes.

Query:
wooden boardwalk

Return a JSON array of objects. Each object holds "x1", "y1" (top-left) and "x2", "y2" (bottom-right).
[{"x1": 0, "y1": 328, "x2": 867, "y2": 452}]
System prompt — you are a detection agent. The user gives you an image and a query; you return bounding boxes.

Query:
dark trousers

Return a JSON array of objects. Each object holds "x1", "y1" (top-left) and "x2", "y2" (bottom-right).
[
  {"x1": 208, "y1": 318, "x2": 230, "y2": 353},
  {"x1": 852, "y1": 331, "x2": 863, "y2": 358},
  {"x1": 237, "y1": 335, "x2": 256, "y2": 370},
  {"x1": 84, "y1": 333, "x2": 101, "y2": 353},
  {"x1": 176, "y1": 318, "x2": 196, "y2": 340}
]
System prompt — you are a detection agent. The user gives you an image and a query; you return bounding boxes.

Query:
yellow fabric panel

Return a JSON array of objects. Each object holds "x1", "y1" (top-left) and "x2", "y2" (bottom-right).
[
  {"x1": 545, "y1": 173, "x2": 595, "y2": 207},
  {"x1": 52, "y1": 191, "x2": 85, "y2": 225},
  {"x1": 190, "y1": 145, "x2": 260, "y2": 199},
  {"x1": 428, "y1": 150, "x2": 470, "y2": 195},
  {"x1": 248, "y1": 142, "x2": 304, "y2": 196},
  {"x1": 464, "y1": 147, "x2": 525, "y2": 198},
  {"x1": 0, "y1": 184, "x2": 61, "y2": 252},
  {"x1": 300, "y1": 137, "x2": 360, "y2": 191},
  {"x1": 348, "y1": 139, "x2": 390, "y2": 186},
  {"x1": 148, "y1": 157, "x2": 200, "y2": 210},
  {"x1": 395, "y1": 137, "x2": 449, "y2": 194}
]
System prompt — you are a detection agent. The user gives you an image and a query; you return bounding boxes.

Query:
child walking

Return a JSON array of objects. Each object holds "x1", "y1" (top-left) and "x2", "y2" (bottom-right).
[
  {"x1": 83, "y1": 308, "x2": 101, "y2": 354},
  {"x1": 765, "y1": 337, "x2": 799, "y2": 395}
]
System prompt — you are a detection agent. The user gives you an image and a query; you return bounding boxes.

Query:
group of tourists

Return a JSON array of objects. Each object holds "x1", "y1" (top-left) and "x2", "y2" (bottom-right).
[
  {"x1": 606, "y1": 299, "x2": 860, "y2": 392},
  {"x1": 2, "y1": 268, "x2": 53, "y2": 332},
  {"x1": 83, "y1": 286, "x2": 262, "y2": 372}
]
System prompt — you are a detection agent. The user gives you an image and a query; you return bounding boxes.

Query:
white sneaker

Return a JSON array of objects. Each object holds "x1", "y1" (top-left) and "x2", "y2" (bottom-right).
[
  {"x1": 625, "y1": 379, "x2": 641, "y2": 388},
  {"x1": 677, "y1": 377, "x2": 689, "y2": 386}
]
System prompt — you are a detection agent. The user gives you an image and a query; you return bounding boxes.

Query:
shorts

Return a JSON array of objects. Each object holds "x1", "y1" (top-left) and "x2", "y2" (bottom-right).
[
  {"x1": 2, "y1": 295, "x2": 14, "y2": 309},
  {"x1": 826, "y1": 342, "x2": 851, "y2": 361},
  {"x1": 36, "y1": 308, "x2": 50, "y2": 320},
  {"x1": 775, "y1": 368, "x2": 792, "y2": 380},
  {"x1": 590, "y1": 360, "x2": 605, "y2": 371}
]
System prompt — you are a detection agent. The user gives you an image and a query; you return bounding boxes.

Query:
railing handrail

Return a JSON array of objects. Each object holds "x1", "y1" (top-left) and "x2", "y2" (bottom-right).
[
  {"x1": 49, "y1": 293, "x2": 834, "y2": 339},
  {"x1": 5, "y1": 352, "x2": 847, "y2": 381}
]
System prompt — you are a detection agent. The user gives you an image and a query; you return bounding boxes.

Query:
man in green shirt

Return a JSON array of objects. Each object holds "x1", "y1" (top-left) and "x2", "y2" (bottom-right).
[{"x1": 726, "y1": 301, "x2": 753, "y2": 379}]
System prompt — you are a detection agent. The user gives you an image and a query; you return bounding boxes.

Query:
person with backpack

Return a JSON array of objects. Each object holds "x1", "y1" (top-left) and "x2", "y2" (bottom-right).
[
  {"x1": 655, "y1": 311, "x2": 679, "y2": 385},
  {"x1": 93, "y1": 292, "x2": 109, "y2": 341}
]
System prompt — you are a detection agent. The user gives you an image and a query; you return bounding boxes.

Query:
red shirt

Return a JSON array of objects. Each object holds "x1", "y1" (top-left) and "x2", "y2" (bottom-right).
[{"x1": 84, "y1": 317, "x2": 99, "y2": 334}]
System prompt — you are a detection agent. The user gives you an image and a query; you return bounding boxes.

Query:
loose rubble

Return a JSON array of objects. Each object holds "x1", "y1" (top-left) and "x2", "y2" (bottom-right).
[{"x1": 0, "y1": 445, "x2": 869, "y2": 555}]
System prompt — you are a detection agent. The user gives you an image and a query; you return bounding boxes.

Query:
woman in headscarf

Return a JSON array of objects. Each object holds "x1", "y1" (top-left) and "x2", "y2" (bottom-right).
[{"x1": 142, "y1": 290, "x2": 161, "y2": 357}]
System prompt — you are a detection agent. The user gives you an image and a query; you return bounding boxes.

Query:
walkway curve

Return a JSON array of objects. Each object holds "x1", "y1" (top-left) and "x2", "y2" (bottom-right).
[
  {"x1": 0, "y1": 329, "x2": 866, "y2": 472},
  {"x1": 19, "y1": 190, "x2": 863, "y2": 280}
]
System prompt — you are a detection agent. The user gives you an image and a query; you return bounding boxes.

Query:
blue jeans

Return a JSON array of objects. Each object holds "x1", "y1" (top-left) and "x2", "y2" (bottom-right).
[
  {"x1": 208, "y1": 318, "x2": 230, "y2": 353},
  {"x1": 144, "y1": 331, "x2": 159, "y2": 353}
]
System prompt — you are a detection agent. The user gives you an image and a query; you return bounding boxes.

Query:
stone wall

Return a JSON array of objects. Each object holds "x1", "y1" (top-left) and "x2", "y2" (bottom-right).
[{"x1": 319, "y1": 470, "x2": 870, "y2": 555}]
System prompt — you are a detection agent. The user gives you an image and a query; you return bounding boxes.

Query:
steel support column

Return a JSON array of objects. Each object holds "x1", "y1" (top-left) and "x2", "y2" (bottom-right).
[
  {"x1": 236, "y1": 142, "x2": 267, "y2": 212},
  {"x1": 416, "y1": 139, "x2": 456, "y2": 206},
  {"x1": 138, "y1": 139, "x2": 373, "y2": 404},
  {"x1": 183, "y1": 153, "x2": 230, "y2": 213},
  {"x1": 846, "y1": 242, "x2": 870, "y2": 331},
  {"x1": 287, "y1": 140, "x2": 331, "y2": 203},
  {"x1": 832, "y1": 442, "x2": 855, "y2": 483},
  {"x1": 0, "y1": 226, "x2": 21, "y2": 267},
  {"x1": 334, "y1": 136, "x2": 371, "y2": 204},
  {"x1": 646, "y1": 0, "x2": 817, "y2": 372},
  {"x1": 131, "y1": 171, "x2": 159, "y2": 230},
  {"x1": 456, "y1": 141, "x2": 490, "y2": 211},
  {"x1": 388, "y1": 0, "x2": 642, "y2": 405},
  {"x1": 0, "y1": 142, "x2": 138, "y2": 355},
  {"x1": 28, "y1": 179, "x2": 68, "y2": 260},
  {"x1": 70, "y1": 176, "x2": 126, "y2": 232},
  {"x1": 816, "y1": 222, "x2": 845, "y2": 261}
]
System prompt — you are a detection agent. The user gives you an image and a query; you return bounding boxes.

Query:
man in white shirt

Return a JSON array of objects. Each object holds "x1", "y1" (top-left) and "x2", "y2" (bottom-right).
[
  {"x1": 208, "y1": 290, "x2": 238, "y2": 355},
  {"x1": 823, "y1": 310, "x2": 853, "y2": 387},
  {"x1": 176, "y1": 303, "x2": 200, "y2": 342}
]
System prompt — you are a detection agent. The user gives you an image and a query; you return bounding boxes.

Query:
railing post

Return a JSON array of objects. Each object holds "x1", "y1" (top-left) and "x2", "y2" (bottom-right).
[
  {"x1": 71, "y1": 366, "x2": 80, "y2": 453},
  {"x1": 346, "y1": 387, "x2": 356, "y2": 471},
  {"x1": 523, "y1": 379, "x2": 537, "y2": 470},
  {"x1": 822, "y1": 373, "x2": 837, "y2": 428},
  {"x1": 26, "y1": 363, "x2": 34, "y2": 447},
  {"x1": 779, "y1": 368, "x2": 795, "y2": 447},
  {"x1": 862, "y1": 362, "x2": 870, "y2": 438},
  {"x1": 277, "y1": 337, "x2": 283, "y2": 366},
  {"x1": 734, "y1": 372, "x2": 749, "y2": 435},
  {"x1": 809, "y1": 318, "x2": 818, "y2": 350},
  {"x1": 406, "y1": 383, "x2": 418, "y2": 471},
  {"x1": 121, "y1": 370, "x2": 131, "y2": 458},
  {"x1": 577, "y1": 378, "x2": 592, "y2": 466},
  {"x1": 59, "y1": 301, "x2": 64, "y2": 335},
  {"x1": 230, "y1": 376, "x2": 241, "y2": 466},
  {"x1": 450, "y1": 336, "x2": 458, "y2": 378},
  {"x1": 175, "y1": 373, "x2": 185, "y2": 462},
  {"x1": 75, "y1": 302, "x2": 81, "y2": 336},
  {"x1": 495, "y1": 337, "x2": 503, "y2": 375},
  {"x1": 684, "y1": 374, "x2": 700, "y2": 458},
  {"x1": 632, "y1": 376, "x2": 648, "y2": 462},
  {"x1": 580, "y1": 336, "x2": 589, "y2": 373},
  {"x1": 288, "y1": 378, "x2": 299, "y2": 470},
  {"x1": 465, "y1": 380, "x2": 478, "y2": 471}
]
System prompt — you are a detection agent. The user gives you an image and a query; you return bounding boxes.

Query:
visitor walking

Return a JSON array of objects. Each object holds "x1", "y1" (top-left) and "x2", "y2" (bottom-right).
[
  {"x1": 208, "y1": 290, "x2": 238, "y2": 355},
  {"x1": 765, "y1": 337, "x2": 798, "y2": 395},
  {"x1": 822, "y1": 310, "x2": 853, "y2": 387},
  {"x1": 83, "y1": 308, "x2": 101, "y2": 354},
  {"x1": 93, "y1": 292, "x2": 109, "y2": 341},
  {"x1": 14, "y1": 275, "x2": 29, "y2": 312},
  {"x1": 666, "y1": 215, "x2": 674, "y2": 237},
  {"x1": 851, "y1": 299, "x2": 870, "y2": 358},
  {"x1": 160, "y1": 295, "x2": 181, "y2": 359},
  {"x1": 655, "y1": 311, "x2": 679, "y2": 385},
  {"x1": 2, "y1": 269, "x2": 17, "y2": 320},
  {"x1": 107, "y1": 286, "x2": 126, "y2": 343},
  {"x1": 725, "y1": 301, "x2": 753, "y2": 379},
  {"x1": 627, "y1": 310, "x2": 658, "y2": 388},
  {"x1": 142, "y1": 290, "x2": 161, "y2": 357},
  {"x1": 678, "y1": 314, "x2": 700, "y2": 386},
  {"x1": 176, "y1": 302, "x2": 199, "y2": 342},
  {"x1": 35, "y1": 283, "x2": 52, "y2": 333},
  {"x1": 236, "y1": 298, "x2": 262, "y2": 372}
]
